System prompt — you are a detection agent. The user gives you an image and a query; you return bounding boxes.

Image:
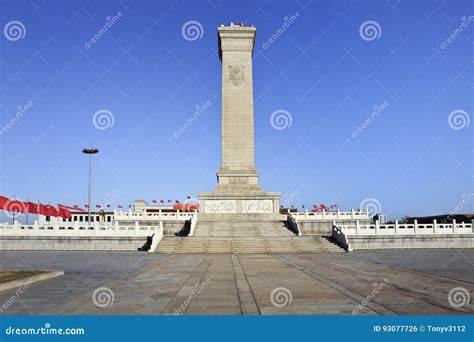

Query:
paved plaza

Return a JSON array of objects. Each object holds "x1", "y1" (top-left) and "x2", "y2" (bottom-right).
[{"x1": 0, "y1": 250, "x2": 472, "y2": 315}]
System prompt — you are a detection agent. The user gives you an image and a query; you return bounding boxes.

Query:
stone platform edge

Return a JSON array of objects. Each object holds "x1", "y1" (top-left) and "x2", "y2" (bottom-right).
[
  {"x1": 0, "y1": 270, "x2": 64, "y2": 293},
  {"x1": 346, "y1": 234, "x2": 474, "y2": 250},
  {"x1": 0, "y1": 236, "x2": 148, "y2": 251}
]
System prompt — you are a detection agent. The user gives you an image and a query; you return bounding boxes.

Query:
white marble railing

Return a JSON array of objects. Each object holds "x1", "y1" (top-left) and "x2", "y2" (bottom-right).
[
  {"x1": 335, "y1": 219, "x2": 473, "y2": 235},
  {"x1": 0, "y1": 220, "x2": 164, "y2": 237},
  {"x1": 114, "y1": 210, "x2": 197, "y2": 221},
  {"x1": 290, "y1": 209, "x2": 370, "y2": 221}
]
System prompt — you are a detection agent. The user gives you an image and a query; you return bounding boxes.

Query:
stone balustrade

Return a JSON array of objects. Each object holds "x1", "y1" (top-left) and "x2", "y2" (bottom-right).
[
  {"x1": 335, "y1": 219, "x2": 473, "y2": 235},
  {"x1": 0, "y1": 220, "x2": 164, "y2": 237},
  {"x1": 291, "y1": 209, "x2": 370, "y2": 221}
]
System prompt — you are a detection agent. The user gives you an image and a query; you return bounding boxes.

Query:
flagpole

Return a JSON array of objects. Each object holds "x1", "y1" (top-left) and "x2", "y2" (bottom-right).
[
  {"x1": 26, "y1": 197, "x2": 29, "y2": 225},
  {"x1": 12, "y1": 194, "x2": 15, "y2": 224},
  {"x1": 82, "y1": 148, "x2": 99, "y2": 228}
]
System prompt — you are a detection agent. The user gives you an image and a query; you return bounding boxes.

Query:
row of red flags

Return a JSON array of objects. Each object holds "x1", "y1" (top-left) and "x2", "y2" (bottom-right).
[
  {"x1": 0, "y1": 196, "x2": 73, "y2": 218},
  {"x1": 280, "y1": 204, "x2": 338, "y2": 211},
  {"x1": 0, "y1": 194, "x2": 199, "y2": 218},
  {"x1": 151, "y1": 196, "x2": 193, "y2": 204}
]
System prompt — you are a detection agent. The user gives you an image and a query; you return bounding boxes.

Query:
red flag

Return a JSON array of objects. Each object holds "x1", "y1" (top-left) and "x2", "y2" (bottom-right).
[
  {"x1": 58, "y1": 206, "x2": 71, "y2": 219},
  {"x1": 186, "y1": 196, "x2": 191, "y2": 199},
  {"x1": 84, "y1": 204, "x2": 89, "y2": 208},
  {"x1": 167, "y1": 200, "x2": 171, "y2": 203},
  {"x1": 96, "y1": 204, "x2": 101, "y2": 208},
  {"x1": 39, "y1": 204, "x2": 47, "y2": 215},
  {"x1": 279, "y1": 205, "x2": 284, "y2": 208},
  {"x1": 290, "y1": 205, "x2": 295, "y2": 208},
  {"x1": 5, "y1": 200, "x2": 27, "y2": 213},
  {"x1": 46, "y1": 205, "x2": 59, "y2": 217},
  {"x1": 160, "y1": 200, "x2": 164, "y2": 203},
  {"x1": 302, "y1": 205, "x2": 305, "y2": 209},
  {"x1": 27, "y1": 202, "x2": 38, "y2": 214},
  {"x1": 117, "y1": 205, "x2": 123, "y2": 208},
  {"x1": 152, "y1": 200, "x2": 157, "y2": 203},
  {"x1": 175, "y1": 200, "x2": 179, "y2": 203},
  {"x1": 0, "y1": 196, "x2": 8, "y2": 209}
]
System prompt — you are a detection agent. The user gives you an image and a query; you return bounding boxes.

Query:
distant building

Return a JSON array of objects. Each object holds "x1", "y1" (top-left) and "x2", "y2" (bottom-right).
[{"x1": 39, "y1": 210, "x2": 114, "y2": 225}]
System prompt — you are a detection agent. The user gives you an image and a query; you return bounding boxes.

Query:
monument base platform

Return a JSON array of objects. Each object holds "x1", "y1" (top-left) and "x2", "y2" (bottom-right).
[{"x1": 197, "y1": 192, "x2": 280, "y2": 214}]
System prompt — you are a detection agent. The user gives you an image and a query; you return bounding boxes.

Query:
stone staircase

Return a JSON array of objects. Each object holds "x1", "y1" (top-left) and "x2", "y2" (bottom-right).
[{"x1": 154, "y1": 215, "x2": 344, "y2": 254}]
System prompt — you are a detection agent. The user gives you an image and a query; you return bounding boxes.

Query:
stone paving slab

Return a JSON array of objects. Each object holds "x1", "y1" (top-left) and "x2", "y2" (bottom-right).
[{"x1": 0, "y1": 250, "x2": 472, "y2": 315}]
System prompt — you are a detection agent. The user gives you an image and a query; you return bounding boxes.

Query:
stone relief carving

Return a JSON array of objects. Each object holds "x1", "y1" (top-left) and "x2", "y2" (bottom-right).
[
  {"x1": 241, "y1": 200, "x2": 273, "y2": 213},
  {"x1": 229, "y1": 65, "x2": 245, "y2": 86},
  {"x1": 229, "y1": 176, "x2": 248, "y2": 185},
  {"x1": 220, "y1": 38, "x2": 254, "y2": 51},
  {"x1": 205, "y1": 200, "x2": 237, "y2": 213}
]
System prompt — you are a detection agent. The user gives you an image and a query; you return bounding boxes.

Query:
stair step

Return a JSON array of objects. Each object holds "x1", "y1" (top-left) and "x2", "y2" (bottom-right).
[{"x1": 155, "y1": 237, "x2": 344, "y2": 254}]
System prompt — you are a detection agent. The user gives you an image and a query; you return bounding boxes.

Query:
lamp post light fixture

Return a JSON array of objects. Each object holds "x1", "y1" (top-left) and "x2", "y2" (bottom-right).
[{"x1": 82, "y1": 148, "x2": 99, "y2": 227}]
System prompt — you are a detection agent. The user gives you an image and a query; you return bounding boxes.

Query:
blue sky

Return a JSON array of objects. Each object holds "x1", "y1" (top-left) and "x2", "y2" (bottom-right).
[{"x1": 0, "y1": 0, "x2": 472, "y2": 220}]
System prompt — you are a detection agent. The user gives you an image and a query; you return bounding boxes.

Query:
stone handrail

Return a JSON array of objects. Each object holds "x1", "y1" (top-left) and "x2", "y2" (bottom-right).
[
  {"x1": 291, "y1": 209, "x2": 369, "y2": 221},
  {"x1": 331, "y1": 225, "x2": 352, "y2": 251},
  {"x1": 0, "y1": 220, "x2": 164, "y2": 237},
  {"x1": 335, "y1": 219, "x2": 473, "y2": 235}
]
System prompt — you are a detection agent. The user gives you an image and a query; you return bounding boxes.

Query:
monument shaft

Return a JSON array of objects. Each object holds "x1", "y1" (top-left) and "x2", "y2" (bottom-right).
[
  {"x1": 198, "y1": 23, "x2": 280, "y2": 214},
  {"x1": 220, "y1": 26, "x2": 255, "y2": 171}
]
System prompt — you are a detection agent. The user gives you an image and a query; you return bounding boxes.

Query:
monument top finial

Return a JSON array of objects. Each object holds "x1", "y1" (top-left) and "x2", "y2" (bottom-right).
[
  {"x1": 217, "y1": 23, "x2": 256, "y2": 60},
  {"x1": 218, "y1": 23, "x2": 256, "y2": 30}
]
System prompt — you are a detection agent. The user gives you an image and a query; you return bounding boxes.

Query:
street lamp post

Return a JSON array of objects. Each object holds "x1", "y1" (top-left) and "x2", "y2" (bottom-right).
[{"x1": 82, "y1": 148, "x2": 99, "y2": 227}]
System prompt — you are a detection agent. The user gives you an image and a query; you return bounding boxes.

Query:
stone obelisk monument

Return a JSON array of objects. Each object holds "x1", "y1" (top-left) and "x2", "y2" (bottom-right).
[{"x1": 198, "y1": 23, "x2": 280, "y2": 214}]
